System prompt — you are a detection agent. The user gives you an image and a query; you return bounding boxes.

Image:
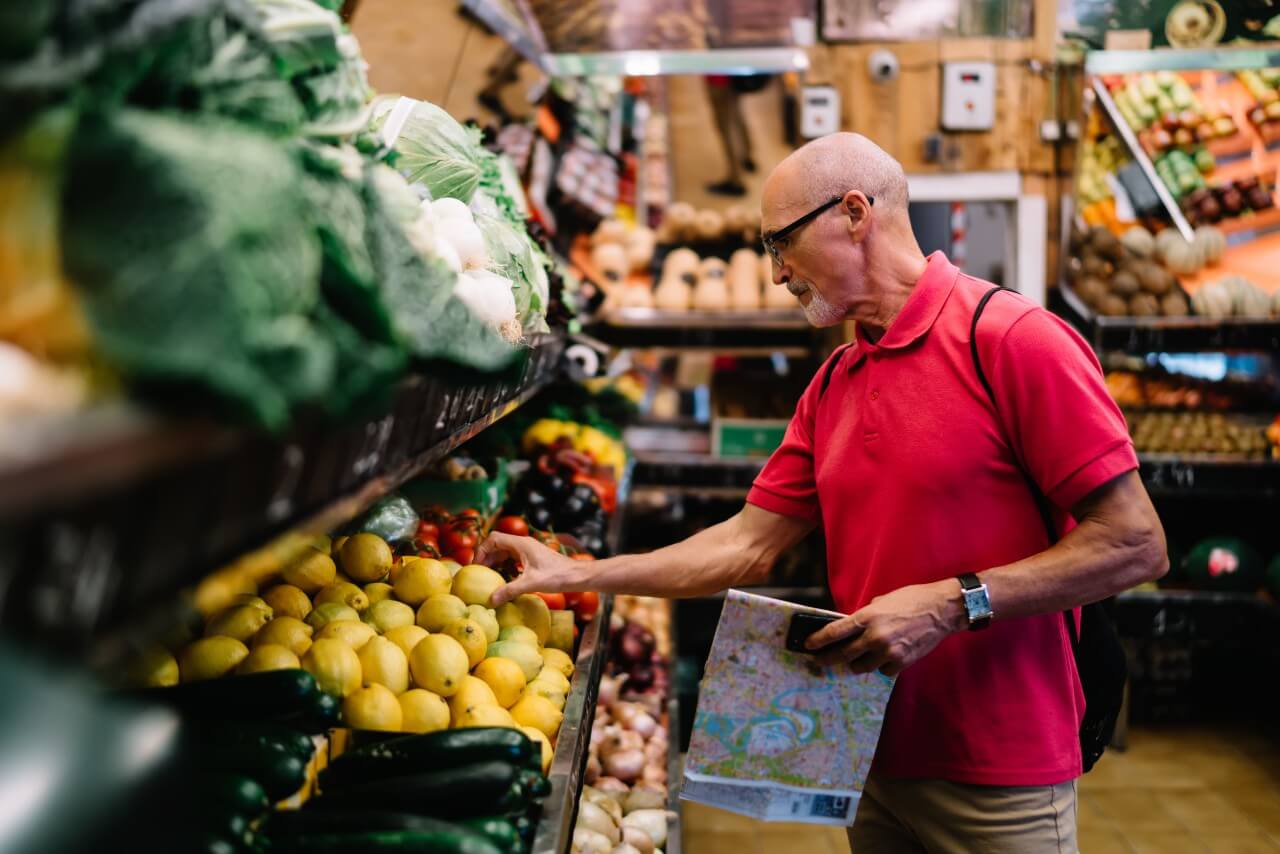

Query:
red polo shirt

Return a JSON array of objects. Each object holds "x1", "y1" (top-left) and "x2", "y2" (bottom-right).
[{"x1": 746, "y1": 252, "x2": 1137, "y2": 786}]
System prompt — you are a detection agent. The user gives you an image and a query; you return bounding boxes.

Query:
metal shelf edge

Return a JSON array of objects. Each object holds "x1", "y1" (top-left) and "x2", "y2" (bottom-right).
[{"x1": 531, "y1": 594, "x2": 613, "y2": 854}]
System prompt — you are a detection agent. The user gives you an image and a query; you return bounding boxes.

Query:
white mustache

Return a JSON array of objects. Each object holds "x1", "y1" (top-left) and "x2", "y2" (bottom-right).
[{"x1": 787, "y1": 281, "x2": 811, "y2": 297}]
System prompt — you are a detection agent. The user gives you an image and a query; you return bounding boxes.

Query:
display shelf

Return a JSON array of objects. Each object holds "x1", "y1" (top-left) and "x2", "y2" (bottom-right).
[
  {"x1": 1138, "y1": 454, "x2": 1280, "y2": 497},
  {"x1": 1114, "y1": 587, "x2": 1280, "y2": 642},
  {"x1": 0, "y1": 335, "x2": 567, "y2": 649},
  {"x1": 1056, "y1": 282, "x2": 1280, "y2": 353},
  {"x1": 1085, "y1": 47, "x2": 1280, "y2": 76},
  {"x1": 532, "y1": 594, "x2": 614, "y2": 854},
  {"x1": 631, "y1": 451, "x2": 766, "y2": 492},
  {"x1": 1091, "y1": 77, "x2": 1195, "y2": 240},
  {"x1": 584, "y1": 309, "x2": 816, "y2": 355}
]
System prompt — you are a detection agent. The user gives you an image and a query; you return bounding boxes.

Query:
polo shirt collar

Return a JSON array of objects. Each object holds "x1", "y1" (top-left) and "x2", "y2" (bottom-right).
[{"x1": 857, "y1": 251, "x2": 959, "y2": 352}]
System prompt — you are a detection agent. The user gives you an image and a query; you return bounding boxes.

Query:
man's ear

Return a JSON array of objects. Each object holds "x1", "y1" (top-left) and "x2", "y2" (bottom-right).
[{"x1": 841, "y1": 190, "x2": 872, "y2": 240}]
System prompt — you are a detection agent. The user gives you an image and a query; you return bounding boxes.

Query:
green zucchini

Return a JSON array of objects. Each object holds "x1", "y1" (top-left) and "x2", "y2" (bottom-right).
[
  {"x1": 459, "y1": 817, "x2": 522, "y2": 854},
  {"x1": 196, "y1": 772, "x2": 270, "y2": 816},
  {"x1": 294, "y1": 690, "x2": 341, "y2": 734},
  {"x1": 128, "y1": 669, "x2": 319, "y2": 722},
  {"x1": 516, "y1": 770, "x2": 549, "y2": 799},
  {"x1": 187, "y1": 721, "x2": 317, "y2": 762},
  {"x1": 321, "y1": 728, "x2": 536, "y2": 789},
  {"x1": 269, "y1": 808, "x2": 471, "y2": 836},
  {"x1": 190, "y1": 743, "x2": 308, "y2": 801},
  {"x1": 510, "y1": 815, "x2": 534, "y2": 844},
  {"x1": 271, "y1": 830, "x2": 502, "y2": 854},
  {"x1": 316, "y1": 761, "x2": 523, "y2": 818}
]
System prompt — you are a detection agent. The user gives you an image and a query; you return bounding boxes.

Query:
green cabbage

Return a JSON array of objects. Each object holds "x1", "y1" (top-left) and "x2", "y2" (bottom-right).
[{"x1": 371, "y1": 97, "x2": 486, "y2": 203}]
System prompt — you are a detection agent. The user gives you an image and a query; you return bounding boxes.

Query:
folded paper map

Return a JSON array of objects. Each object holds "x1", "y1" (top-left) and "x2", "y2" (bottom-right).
[{"x1": 680, "y1": 589, "x2": 895, "y2": 825}]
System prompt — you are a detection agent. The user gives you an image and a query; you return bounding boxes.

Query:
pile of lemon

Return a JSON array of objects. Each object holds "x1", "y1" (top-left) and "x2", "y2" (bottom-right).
[{"x1": 165, "y1": 532, "x2": 576, "y2": 771}]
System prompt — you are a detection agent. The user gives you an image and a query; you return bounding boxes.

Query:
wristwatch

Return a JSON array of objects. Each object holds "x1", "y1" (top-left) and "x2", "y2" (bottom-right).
[{"x1": 957, "y1": 573, "x2": 993, "y2": 631}]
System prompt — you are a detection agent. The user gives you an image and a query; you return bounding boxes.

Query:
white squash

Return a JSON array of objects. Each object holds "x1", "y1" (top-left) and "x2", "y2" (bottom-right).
[
  {"x1": 1120, "y1": 226, "x2": 1155, "y2": 259},
  {"x1": 617, "y1": 283, "x2": 655, "y2": 309},
  {"x1": 625, "y1": 226, "x2": 656, "y2": 272},
  {"x1": 660, "y1": 248, "x2": 699, "y2": 282},
  {"x1": 1192, "y1": 226, "x2": 1226, "y2": 265},
  {"x1": 692, "y1": 257, "x2": 730, "y2": 311},
  {"x1": 761, "y1": 253, "x2": 792, "y2": 308},
  {"x1": 592, "y1": 243, "x2": 629, "y2": 287},
  {"x1": 728, "y1": 249, "x2": 762, "y2": 310},
  {"x1": 653, "y1": 275, "x2": 692, "y2": 311},
  {"x1": 592, "y1": 219, "x2": 629, "y2": 246},
  {"x1": 693, "y1": 209, "x2": 725, "y2": 241},
  {"x1": 659, "y1": 202, "x2": 696, "y2": 242},
  {"x1": 1159, "y1": 236, "x2": 1204, "y2": 276},
  {"x1": 1190, "y1": 281, "x2": 1232, "y2": 319}
]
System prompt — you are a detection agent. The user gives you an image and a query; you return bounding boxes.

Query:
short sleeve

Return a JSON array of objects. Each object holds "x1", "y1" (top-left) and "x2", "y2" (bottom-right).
[
  {"x1": 745, "y1": 359, "x2": 827, "y2": 522},
  {"x1": 987, "y1": 308, "x2": 1138, "y2": 511}
]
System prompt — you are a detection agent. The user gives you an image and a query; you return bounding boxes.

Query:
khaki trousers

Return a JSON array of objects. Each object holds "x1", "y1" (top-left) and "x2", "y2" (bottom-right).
[{"x1": 847, "y1": 773, "x2": 1078, "y2": 853}]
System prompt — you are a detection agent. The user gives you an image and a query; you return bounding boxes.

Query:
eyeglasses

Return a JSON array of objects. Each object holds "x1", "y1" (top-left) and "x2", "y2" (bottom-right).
[{"x1": 761, "y1": 193, "x2": 874, "y2": 267}]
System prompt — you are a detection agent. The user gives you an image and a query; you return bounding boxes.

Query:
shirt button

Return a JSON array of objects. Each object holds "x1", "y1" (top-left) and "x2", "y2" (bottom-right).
[{"x1": 870, "y1": 390, "x2": 880, "y2": 400}]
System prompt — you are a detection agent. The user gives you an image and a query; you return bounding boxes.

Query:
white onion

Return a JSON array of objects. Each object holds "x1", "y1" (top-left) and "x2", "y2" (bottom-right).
[
  {"x1": 432, "y1": 196, "x2": 473, "y2": 222},
  {"x1": 577, "y1": 800, "x2": 620, "y2": 844},
  {"x1": 623, "y1": 785, "x2": 667, "y2": 814},
  {"x1": 595, "y1": 777, "x2": 630, "y2": 796},
  {"x1": 432, "y1": 237, "x2": 462, "y2": 273},
  {"x1": 622, "y1": 827, "x2": 655, "y2": 854},
  {"x1": 603, "y1": 749, "x2": 645, "y2": 782},
  {"x1": 621, "y1": 811, "x2": 670, "y2": 848},
  {"x1": 453, "y1": 270, "x2": 516, "y2": 328},
  {"x1": 572, "y1": 828, "x2": 613, "y2": 854},
  {"x1": 612, "y1": 844, "x2": 643, "y2": 854},
  {"x1": 640, "y1": 763, "x2": 667, "y2": 786},
  {"x1": 434, "y1": 215, "x2": 488, "y2": 270},
  {"x1": 583, "y1": 786, "x2": 623, "y2": 823}
]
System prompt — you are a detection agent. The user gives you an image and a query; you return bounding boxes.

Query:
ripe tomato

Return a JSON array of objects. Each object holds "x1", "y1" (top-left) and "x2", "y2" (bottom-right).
[
  {"x1": 495, "y1": 515, "x2": 530, "y2": 536},
  {"x1": 450, "y1": 545, "x2": 476, "y2": 566},
  {"x1": 457, "y1": 508, "x2": 482, "y2": 520},
  {"x1": 563, "y1": 591, "x2": 582, "y2": 608},
  {"x1": 534, "y1": 592, "x2": 566, "y2": 610},
  {"x1": 416, "y1": 520, "x2": 439, "y2": 540},
  {"x1": 572, "y1": 591, "x2": 600, "y2": 621},
  {"x1": 416, "y1": 540, "x2": 441, "y2": 559},
  {"x1": 440, "y1": 526, "x2": 478, "y2": 555}
]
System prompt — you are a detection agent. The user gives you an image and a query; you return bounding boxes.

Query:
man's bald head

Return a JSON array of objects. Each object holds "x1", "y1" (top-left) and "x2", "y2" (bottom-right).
[{"x1": 764, "y1": 132, "x2": 909, "y2": 222}]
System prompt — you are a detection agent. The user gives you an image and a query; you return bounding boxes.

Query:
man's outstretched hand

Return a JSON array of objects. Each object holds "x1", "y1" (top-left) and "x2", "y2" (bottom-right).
[{"x1": 477, "y1": 532, "x2": 583, "y2": 607}]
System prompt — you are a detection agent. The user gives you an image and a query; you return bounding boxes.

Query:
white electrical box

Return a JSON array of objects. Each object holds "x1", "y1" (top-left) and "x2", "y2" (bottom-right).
[
  {"x1": 940, "y1": 62, "x2": 996, "y2": 131},
  {"x1": 800, "y1": 85, "x2": 840, "y2": 139}
]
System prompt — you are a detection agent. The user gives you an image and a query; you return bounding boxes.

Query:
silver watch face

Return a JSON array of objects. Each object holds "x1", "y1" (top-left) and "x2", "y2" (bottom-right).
[{"x1": 963, "y1": 585, "x2": 993, "y2": 621}]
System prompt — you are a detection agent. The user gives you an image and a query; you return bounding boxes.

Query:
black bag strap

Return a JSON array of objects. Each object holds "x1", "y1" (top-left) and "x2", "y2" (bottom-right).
[
  {"x1": 970, "y1": 287, "x2": 1079, "y2": 650},
  {"x1": 818, "y1": 342, "x2": 856, "y2": 401}
]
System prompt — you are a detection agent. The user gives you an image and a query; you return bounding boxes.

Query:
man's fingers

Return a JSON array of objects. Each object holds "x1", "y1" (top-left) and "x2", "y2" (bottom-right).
[
  {"x1": 476, "y1": 532, "x2": 528, "y2": 567},
  {"x1": 806, "y1": 614, "x2": 865, "y2": 650},
  {"x1": 490, "y1": 574, "x2": 534, "y2": 608}
]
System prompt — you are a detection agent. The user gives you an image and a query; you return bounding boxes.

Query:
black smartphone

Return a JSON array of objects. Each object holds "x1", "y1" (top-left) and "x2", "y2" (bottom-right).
[{"x1": 785, "y1": 612, "x2": 840, "y2": 653}]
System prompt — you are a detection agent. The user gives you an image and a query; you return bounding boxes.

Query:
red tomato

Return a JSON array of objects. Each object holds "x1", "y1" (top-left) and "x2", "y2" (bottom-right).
[
  {"x1": 563, "y1": 591, "x2": 582, "y2": 608},
  {"x1": 572, "y1": 591, "x2": 600, "y2": 621},
  {"x1": 416, "y1": 540, "x2": 441, "y2": 559},
  {"x1": 535, "y1": 592, "x2": 566, "y2": 610},
  {"x1": 457, "y1": 508, "x2": 482, "y2": 519},
  {"x1": 416, "y1": 520, "x2": 439, "y2": 540},
  {"x1": 450, "y1": 545, "x2": 475, "y2": 566},
  {"x1": 441, "y1": 527, "x2": 478, "y2": 555},
  {"x1": 495, "y1": 516, "x2": 530, "y2": 536}
]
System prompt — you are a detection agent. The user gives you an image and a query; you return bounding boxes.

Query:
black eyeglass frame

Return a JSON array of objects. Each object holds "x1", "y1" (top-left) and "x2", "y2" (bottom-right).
[{"x1": 761, "y1": 193, "x2": 874, "y2": 266}]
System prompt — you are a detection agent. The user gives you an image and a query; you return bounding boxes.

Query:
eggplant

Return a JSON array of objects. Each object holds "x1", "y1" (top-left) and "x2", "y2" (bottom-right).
[
  {"x1": 570, "y1": 484, "x2": 600, "y2": 507},
  {"x1": 528, "y1": 506, "x2": 554, "y2": 531},
  {"x1": 560, "y1": 495, "x2": 588, "y2": 522}
]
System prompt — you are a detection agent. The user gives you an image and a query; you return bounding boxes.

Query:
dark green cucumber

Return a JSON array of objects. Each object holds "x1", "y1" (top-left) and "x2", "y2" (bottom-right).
[
  {"x1": 510, "y1": 816, "x2": 534, "y2": 844},
  {"x1": 321, "y1": 729, "x2": 536, "y2": 789},
  {"x1": 516, "y1": 770, "x2": 549, "y2": 799},
  {"x1": 293, "y1": 690, "x2": 341, "y2": 734},
  {"x1": 271, "y1": 830, "x2": 502, "y2": 854},
  {"x1": 316, "y1": 761, "x2": 523, "y2": 818},
  {"x1": 187, "y1": 721, "x2": 317, "y2": 762},
  {"x1": 190, "y1": 743, "x2": 308, "y2": 801},
  {"x1": 127, "y1": 669, "x2": 319, "y2": 721},
  {"x1": 196, "y1": 772, "x2": 270, "y2": 816},
  {"x1": 270, "y1": 809, "x2": 467, "y2": 836},
  {"x1": 459, "y1": 817, "x2": 522, "y2": 854}
]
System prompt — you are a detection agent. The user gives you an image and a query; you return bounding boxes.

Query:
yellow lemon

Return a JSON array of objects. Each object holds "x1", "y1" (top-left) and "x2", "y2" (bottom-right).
[
  {"x1": 339, "y1": 533, "x2": 393, "y2": 583},
  {"x1": 363, "y1": 599, "x2": 415, "y2": 634},
  {"x1": 409, "y1": 634, "x2": 469, "y2": 697},
  {"x1": 363, "y1": 582, "x2": 395, "y2": 606},
  {"x1": 331, "y1": 535, "x2": 348, "y2": 557},
  {"x1": 442, "y1": 618, "x2": 487, "y2": 668},
  {"x1": 229, "y1": 595, "x2": 273, "y2": 615},
  {"x1": 498, "y1": 626, "x2": 540, "y2": 648},
  {"x1": 547, "y1": 611, "x2": 575, "y2": 653},
  {"x1": 281, "y1": 548, "x2": 336, "y2": 593},
  {"x1": 305, "y1": 602, "x2": 359, "y2": 631},
  {"x1": 392, "y1": 557, "x2": 452, "y2": 606},
  {"x1": 261, "y1": 584, "x2": 312, "y2": 621},
  {"x1": 450, "y1": 565, "x2": 506, "y2": 607},
  {"x1": 313, "y1": 581, "x2": 369, "y2": 613},
  {"x1": 485, "y1": 641, "x2": 542, "y2": 681},
  {"x1": 514, "y1": 595, "x2": 551, "y2": 645},
  {"x1": 522, "y1": 680, "x2": 566, "y2": 711},
  {"x1": 539, "y1": 648, "x2": 574, "y2": 680},
  {"x1": 448, "y1": 675, "x2": 500, "y2": 720},
  {"x1": 236, "y1": 644, "x2": 301, "y2": 674},
  {"x1": 315, "y1": 619, "x2": 376, "y2": 650},
  {"x1": 357, "y1": 636, "x2": 409, "y2": 694},
  {"x1": 253, "y1": 616, "x2": 314, "y2": 656},
  {"x1": 123, "y1": 645, "x2": 179, "y2": 688},
  {"x1": 510, "y1": 695, "x2": 564, "y2": 739},
  {"x1": 531, "y1": 666, "x2": 571, "y2": 695},
  {"x1": 302, "y1": 638, "x2": 362, "y2": 697},
  {"x1": 494, "y1": 602, "x2": 523, "y2": 631},
  {"x1": 521, "y1": 725, "x2": 554, "y2": 774},
  {"x1": 472, "y1": 656, "x2": 527, "y2": 709},
  {"x1": 205, "y1": 604, "x2": 272, "y2": 643},
  {"x1": 384, "y1": 625, "x2": 429, "y2": 658},
  {"x1": 343, "y1": 684, "x2": 402, "y2": 732},
  {"x1": 178, "y1": 636, "x2": 249, "y2": 682},
  {"x1": 398, "y1": 689, "x2": 451, "y2": 734},
  {"x1": 416, "y1": 593, "x2": 467, "y2": 632},
  {"x1": 466, "y1": 605, "x2": 500, "y2": 643},
  {"x1": 455, "y1": 704, "x2": 518, "y2": 729}
]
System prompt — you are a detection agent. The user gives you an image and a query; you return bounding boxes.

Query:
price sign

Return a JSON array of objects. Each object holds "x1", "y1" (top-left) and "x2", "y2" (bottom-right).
[{"x1": 352, "y1": 415, "x2": 395, "y2": 478}]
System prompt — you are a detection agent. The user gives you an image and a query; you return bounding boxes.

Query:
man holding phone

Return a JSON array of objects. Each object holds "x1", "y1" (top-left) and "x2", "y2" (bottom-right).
[{"x1": 478, "y1": 133, "x2": 1168, "y2": 852}]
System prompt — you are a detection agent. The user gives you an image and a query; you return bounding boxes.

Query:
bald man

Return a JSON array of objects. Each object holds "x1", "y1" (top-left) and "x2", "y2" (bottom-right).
[{"x1": 479, "y1": 134, "x2": 1167, "y2": 852}]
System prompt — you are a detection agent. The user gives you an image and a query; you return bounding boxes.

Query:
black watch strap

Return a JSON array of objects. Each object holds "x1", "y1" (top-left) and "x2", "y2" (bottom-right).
[{"x1": 958, "y1": 573, "x2": 982, "y2": 591}]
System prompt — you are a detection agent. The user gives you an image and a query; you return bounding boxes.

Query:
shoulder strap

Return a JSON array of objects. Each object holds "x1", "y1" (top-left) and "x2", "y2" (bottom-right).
[
  {"x1": 970, "y1": 287, "x2": 1080, "y2": 649},
  {"x1": 818, "y1": 342, "x2": 855, "y2": 401}
]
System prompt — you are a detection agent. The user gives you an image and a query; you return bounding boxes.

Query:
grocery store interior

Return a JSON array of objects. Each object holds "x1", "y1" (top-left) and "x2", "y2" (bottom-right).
[{"x1": 3, "y1": 0, "x2": 1280, "y2": 852}]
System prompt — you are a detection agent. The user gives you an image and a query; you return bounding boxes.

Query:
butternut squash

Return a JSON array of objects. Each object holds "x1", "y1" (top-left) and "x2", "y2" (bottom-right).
[
  {"x1": 692, "y1": 258, "x2": 730, "y2": 311},
  {"x1": 761, "y1": 253, "x2": 793, "y2": 308},
  {"x1": 591, "y1": 243, "x2": 628, "y2": 287},
  {"x1": 653, "y1": 275, "x2": 692, "y2": 311},
  {"x1": 728, "y1": 249, "x2": 761, "y2": 310},
  {"x1": 625, "y1": 226, "x2": 656, "y2": 272}
]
